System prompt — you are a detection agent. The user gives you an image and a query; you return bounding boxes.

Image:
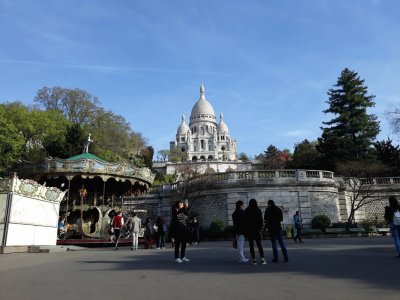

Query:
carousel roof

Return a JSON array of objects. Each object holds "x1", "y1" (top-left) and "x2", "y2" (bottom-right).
[
  {"x1": 19, "y1": 153, "x2": 155, "y2": 186},
  {"x1": 66, "y1": 152, "x2": 107, "y2": 162}
]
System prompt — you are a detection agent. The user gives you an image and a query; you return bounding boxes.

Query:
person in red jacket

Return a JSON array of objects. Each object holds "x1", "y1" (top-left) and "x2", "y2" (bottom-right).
[{"x1": 112, "y1": 210, "x2": 124, "y2": 251}]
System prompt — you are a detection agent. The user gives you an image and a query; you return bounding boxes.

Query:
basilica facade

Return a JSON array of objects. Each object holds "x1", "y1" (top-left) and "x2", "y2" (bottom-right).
[{"x1": 170, "y1": 84, "x2": 237, "y2": 162}]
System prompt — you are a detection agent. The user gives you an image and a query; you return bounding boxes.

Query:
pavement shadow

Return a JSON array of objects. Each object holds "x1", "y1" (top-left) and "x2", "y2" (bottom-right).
[{"x1": 75, "y1": 237, "x2": 399, "y2": 290}]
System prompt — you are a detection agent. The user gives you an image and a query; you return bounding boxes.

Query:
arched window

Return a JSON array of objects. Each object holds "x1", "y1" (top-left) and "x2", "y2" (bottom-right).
[{"x1": 192, "y1": 156, "x2": 198, "y2": 162}]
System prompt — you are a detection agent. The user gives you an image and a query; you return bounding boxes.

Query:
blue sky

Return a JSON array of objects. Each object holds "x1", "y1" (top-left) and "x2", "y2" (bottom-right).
[{"x1": 1, "y1": 0, "x2": 400, "y2": 158}]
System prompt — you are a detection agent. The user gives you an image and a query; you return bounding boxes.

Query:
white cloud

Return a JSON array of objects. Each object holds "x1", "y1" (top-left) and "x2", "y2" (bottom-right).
[{"x1": 284, "y1": 129, "x2": 313, "y2": 137}]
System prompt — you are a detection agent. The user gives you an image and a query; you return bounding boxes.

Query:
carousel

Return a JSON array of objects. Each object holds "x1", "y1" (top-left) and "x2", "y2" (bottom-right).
[{"x1": 18, "y1": 136, "x2": 155, "y2": 245}]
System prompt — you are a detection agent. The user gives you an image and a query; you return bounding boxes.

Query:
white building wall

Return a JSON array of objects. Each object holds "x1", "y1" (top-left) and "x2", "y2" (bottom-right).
[{"x1": 0, "y1": 177, "x2": 66, "y2": 252}]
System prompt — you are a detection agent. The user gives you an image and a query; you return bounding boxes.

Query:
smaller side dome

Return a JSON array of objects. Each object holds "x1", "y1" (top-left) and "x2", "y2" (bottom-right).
[
  {"x1": 217, "y1": 113, "x2": 229, "y2": 134},
  {"x1": 177, "y1": 114, "x2": 190, "y2": 135}
]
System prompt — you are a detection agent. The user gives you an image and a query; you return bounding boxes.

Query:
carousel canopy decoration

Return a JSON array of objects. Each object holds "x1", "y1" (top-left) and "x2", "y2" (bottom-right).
[{"x1": 20, "y1": 153, "x2": 155, "y2": 186}]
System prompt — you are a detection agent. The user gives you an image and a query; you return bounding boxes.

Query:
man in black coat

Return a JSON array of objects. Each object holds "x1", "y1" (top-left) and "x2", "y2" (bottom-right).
[{"x1": 264, "y1": 200, "x2": 289, "y2": 262}]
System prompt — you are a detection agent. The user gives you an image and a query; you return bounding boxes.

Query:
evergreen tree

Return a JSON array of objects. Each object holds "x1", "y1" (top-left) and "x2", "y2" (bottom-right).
[
  {"x1": 256, "y1": 145, "x2": 289, "y2": 169},
  {"x1": 317, "y1": 68, "x2": 380, "y2": 171}
]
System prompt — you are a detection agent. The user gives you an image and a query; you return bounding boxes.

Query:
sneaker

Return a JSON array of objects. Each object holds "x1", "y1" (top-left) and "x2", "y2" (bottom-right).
[
  {"x1": 181, "y1": 257, "x2": 190, "y2": 262},
  {"x1": 237, "y1": 258, "x2": 249, "y2": 263},
  {"x1": 161, "y1": 247, "x2": 165, "y2": 249},
  {"x1": 175, "y1": 258, "x2": 183, "y2": 263},
  {"x1": 252, "y1": 259, "x2": 257, "y2": 265},
  {"x1": 261, "y1": 258, "x2": 267, "y2": 265},
  {"x1": 156, "y1": 247, "x2": 161, "y2": 249}
]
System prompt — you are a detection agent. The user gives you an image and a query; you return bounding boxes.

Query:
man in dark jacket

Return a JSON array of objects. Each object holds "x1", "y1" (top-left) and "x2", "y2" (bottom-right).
[
  {"x1": 264, "y1": 200, "x2": 288, "y2": 262},
  {"x1": 232, "y1": 200, "x2": 249, "y2": 262}
]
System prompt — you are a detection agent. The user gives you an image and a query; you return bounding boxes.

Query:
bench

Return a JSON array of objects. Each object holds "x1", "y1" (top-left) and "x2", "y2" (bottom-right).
[
  {"x1": 377, "y1": 228, "x2": 390, "y2": 236},
  {"x1": 325, "y1": 228, "x2": 347, "y2": 236},
  {"x1": 348, "y1": 228, "x2": 367, "y2": 236},
  {"x1": 302, "y1": 228, "x2": 322, "y2": 235}
]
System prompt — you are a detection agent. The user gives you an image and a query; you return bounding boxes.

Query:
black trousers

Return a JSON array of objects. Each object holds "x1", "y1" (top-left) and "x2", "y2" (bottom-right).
[
  {"x1": 248, "y1": 238, "x2": 264, "y2": 259},
  {"x1": 294, "y1": 226, "x2": 302, "y2": 242},
  {"x1": 174, "y1": 236, "x2": 187, "y2": 259}
]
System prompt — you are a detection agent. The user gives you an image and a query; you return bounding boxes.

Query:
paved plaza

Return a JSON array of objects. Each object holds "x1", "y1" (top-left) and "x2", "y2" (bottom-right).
[{"x1": 0, "y1": 237, "x2": 399, "y2": 300}]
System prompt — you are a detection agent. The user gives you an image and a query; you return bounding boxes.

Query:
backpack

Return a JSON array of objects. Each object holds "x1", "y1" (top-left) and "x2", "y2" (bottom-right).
[{"x1": 393, "y1": 211, "x2": 400, "y2": 226}]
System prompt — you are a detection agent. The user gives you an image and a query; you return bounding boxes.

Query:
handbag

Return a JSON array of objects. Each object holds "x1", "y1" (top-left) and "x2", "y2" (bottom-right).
[
  {"x1": 232, "y1": 238, "x2": 237, "y2": 249},
  {"x1": 393, "y1": 211, "x2": 400, "y2": 226}
]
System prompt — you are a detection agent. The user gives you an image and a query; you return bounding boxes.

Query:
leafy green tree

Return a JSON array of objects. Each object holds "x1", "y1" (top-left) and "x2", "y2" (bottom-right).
[
  {"x1": 287, "y1": 139, "x2": 321, "y2": 169},
  {"x1": 34, "y1": 87, "x2": 99, "y2": 125},
  {"x1": 0, "y1": 105, "x2": 25, "y2": 173},
  {"x1": 141, "y1": 146, "x2": 154, "y2": 169},
  {"x1": 317, "y1": 68, "x2": 380, "y2": 171},
  {"x1": 169, "y1": 146, "x2": 188, "y2": 162},
  {"x1": 3, "y1": 103, "x2": 67, "y2": 159},
  {"x1": 34, "y1": 86, "x2": 148, "y2": 162}
]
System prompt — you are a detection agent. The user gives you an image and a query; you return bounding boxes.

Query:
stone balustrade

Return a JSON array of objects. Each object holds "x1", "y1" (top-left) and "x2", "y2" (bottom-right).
[{"x1": 191, "y1": 169, "x2": 335, "y2": 185}]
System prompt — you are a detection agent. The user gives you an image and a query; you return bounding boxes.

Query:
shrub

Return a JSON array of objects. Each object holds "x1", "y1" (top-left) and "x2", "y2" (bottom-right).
[
  {"x1": 311, "y1": 215, "x2": 331, "y2": 229},
  {"x1": 205, "y1": 219, "x2": 225, "y2": 238},
  {"x1": 210, "y1": 219, "x2": 224, "y2": 232},
  {"x1": 361, "y1": 218, "x2": 386, "y2": 232}
]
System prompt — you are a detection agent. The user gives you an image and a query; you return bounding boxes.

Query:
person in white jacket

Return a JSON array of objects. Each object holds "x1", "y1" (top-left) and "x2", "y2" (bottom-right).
[{"x1": 130, "y1": 212, "x2": 142, "y2": 251}]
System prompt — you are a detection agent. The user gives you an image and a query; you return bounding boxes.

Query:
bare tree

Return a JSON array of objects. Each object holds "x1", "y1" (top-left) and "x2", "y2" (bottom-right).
[
  {"x1": 337, "y1": 161, "x2": 393, "y2": 225},
  {"x1": 341, "y1": 177, "x2": 388, "y2": 225},
  {"x1": 157, "y1": 149, "x2": 170, "y2": 162},
  {"x1": 385, "y1": 105, "x2": 400, "y2": 137},
  {"x1": 171, "y1": 163, "x2": 214, "y2": 205}
]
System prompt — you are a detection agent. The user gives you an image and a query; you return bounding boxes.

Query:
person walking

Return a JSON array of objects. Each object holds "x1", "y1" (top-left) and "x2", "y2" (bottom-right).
[
  {"x1": 264, "y1": 200, "x2": 289, "y2": 262},
  {"x1": 144, "y1": 217, "x2": 154, "y2": 248},
  {"x1": 130, "y1": 212, "x2": 141, "y2": 251},
  {"x1": 232, "y1": 200, "x2": 249, "y2": 263},
  {"x1": 245, "y1": 199, "x2": 266, "y2": 265},
  {"x1": 171, "y1": 200, "x2": 190, "y2": 263},
  {"x1": 112, "y1": 210, "x2": 124, "y2": 251},
  {"x1": 384, "y1": 195, "x2": 400, "y2": 258},
  {"x1": 192, "y1": 217, "x2": 200, "y2": 245},
  {"x1": 155, "y1": 216, "x2": 166, "y2": 249},
  {"x1": 293, "y1": 211, "x2": 303, "y2": 243}
]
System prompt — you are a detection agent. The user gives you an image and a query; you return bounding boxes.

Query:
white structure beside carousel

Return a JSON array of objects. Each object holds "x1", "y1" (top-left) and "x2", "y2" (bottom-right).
[{"x1": 0, "y1": 175, "x2": 66, "y2": 253}]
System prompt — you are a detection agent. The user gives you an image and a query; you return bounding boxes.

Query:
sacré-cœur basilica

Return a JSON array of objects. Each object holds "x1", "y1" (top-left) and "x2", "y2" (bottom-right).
[{"x1": 149, "y1": 84, "x2": 400, "y2": 230}]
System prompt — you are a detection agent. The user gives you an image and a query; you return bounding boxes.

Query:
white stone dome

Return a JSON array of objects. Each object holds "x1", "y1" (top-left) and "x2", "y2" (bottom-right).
[
  {"x1": 190, "y1": 84, "x2": 216, "y2": 120},
  {"x1": 217, "y1": 113, "x2": 229, "y2": 134},
  {"x1": 177, "y1": 115, "x2": 189, "y2": 135}
]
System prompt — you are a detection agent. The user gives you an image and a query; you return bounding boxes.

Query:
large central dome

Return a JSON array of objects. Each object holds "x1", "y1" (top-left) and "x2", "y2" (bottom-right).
[{"x1": 190, "y1": 83, "x2": 216, "y2": 122}]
